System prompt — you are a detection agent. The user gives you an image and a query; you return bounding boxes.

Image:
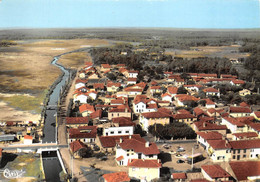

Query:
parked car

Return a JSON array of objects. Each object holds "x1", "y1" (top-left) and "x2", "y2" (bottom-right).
[
  {"x1": 177, "y1": 159, "x2": 185, "y2": 164},
  {"x1": 177, "y1": 147, "x2": 185, "y2": 152},
  {"x1": 162, "y1": 144, "x2": 171, "y2": 149}
]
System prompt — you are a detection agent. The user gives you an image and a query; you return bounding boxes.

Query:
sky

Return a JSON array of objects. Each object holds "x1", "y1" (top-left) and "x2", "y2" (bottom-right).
[{"x1": 0, "y1": 0, "x2": 259, "y2": 29}]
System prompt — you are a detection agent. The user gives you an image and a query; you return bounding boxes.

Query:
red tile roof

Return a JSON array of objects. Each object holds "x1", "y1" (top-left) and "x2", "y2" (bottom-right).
[
  {"x1": 174, "y1": 113, "x2": 196, "y2": 119},
  {"x1": 172, "y1": 173, "x2": 187, "y2": 179},
  {"x1": 79, "y1": 104, "x2": 95, "y2": 113},
  {"x1": 204, "y1": 98, "x2": 215, "y2": 105},
  {"x1": 207, "y1": 140, "x2": 231, "y2": 149},
  {"x1": 229, "y1": 161, "x2": 260, "y2": 181},
  {"x1": 232, "y1": 132, "x2": 258, "y2": 139},
  {"x1": 93, "y1": 83, "x2": 105, "y2": 89},
  {"x1": 112, "y1": 117, "x2": 135, "y2": 127},
  {"x1": 150, "y1": 86, "x2": 161, "y2": 90},
  {"x1": 177, "y1": 109, "x2": 191, "y2": 114},
  {"x1": 223, "y1": 117, "x2": 245, "y2": 127},
  {"x1": 119, "y1": 138, "x2": 159, "y2": 155},
  {"x1": 190, "y1": 179, "x2": 210, "y2": 182},
  {"x1": 133, "y1": 95, "x2": 148, "y2": 104},
  {"x1": 24, "y1": 135, "x2": 33, "y2": 140},
  {"x1": 127, "y1": 78, "x2": 137, "y2": 82},
  {"x1": 0, "y1": 148, "x2": 2, "y2": 158},
  {"x1": 109, "y1": 105, "x2": 131, "y2": 113},
  {"x1": 168, "y1": 87, "x2": 178, "y2": 95},
  {"x1": 107, "y1": 82, "x2": 121, "y2": 87},
  {"x1": 231, "y1": 79, "x2": 245, "y2": 84},
  {"x1": 203, "y1": 87, "x2": 219, "y2": 93},
  {"x1": 99, "y1": 134, "x2": 144, "y2": 148},
  {"x1": 194, "y1": 121, "x2": 227, "y2": 131},
  {"x1": 175, "y1": 94, "x2": 199, "y2": 102},
  {"x1": 128, "y1": 159, "x2": 161, "y2": 168},
  {"x1": 90, "y1": 110, "x2": 102, "y2": 119},
  {"x1": 161, "y1": 93, "x2": 171, "y2": 98},
  {"x1": 66, "y1": 117, "x2": 90, "y2": 125},
  {"x1": 249, "y1": 123, "x2": 260, "y2": 132},
  {"x1": 111, "y1": 98, "x2": 125, "y2": 105},
  {"x1": 229, "y1": 139, "x2": 260, "y2": 149},
  {"x1": 101, "y1": 64, "x2": 111, "y2": 69},
  {"x1": 70, "y1": 140, "x2": 86, "y2": 153},
  {"x1": 239, "y1": 102, "x2": 250, "y2": 107},
  {"x1": 229, "y1": 106, "x2": 251, "y2": 113},
  {"x1": 69, "y1": 126, "x2": 97, "y2": 139},
  {"x1": 201, "y1": 165, "x2": 231, "y2": 179},
  {"x1": 198, "y1": 73, "x2": 217, "y2": 78},
  {"x1": 141, "y1": 109, "x2": 172, "y2": 119},
  {"x1": 103, "y1": 172, "x2": 130, "y2": 182},
  {"x1": 75, "y1": 79, "x2": 88, "y2": 84},
  {"x1": 193, "y1": 107, "x2": 208, "y2": 117},
  {"x1": 196, "y1": 131, "x2": 223, "y2": 140},
  {"x1": 254, "y1": 111, "x2": 260, "y2": 118}
]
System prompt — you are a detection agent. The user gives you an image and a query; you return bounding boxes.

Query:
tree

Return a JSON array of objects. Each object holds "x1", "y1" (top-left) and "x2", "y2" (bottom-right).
[
  {"x1": 78, "y1": 146, "x2": 93, "y2": 158},
  {"x1": 134, "y1": 124, "x2": 146, "y2": 137},
  {"x1": 177, "y1": 86, "x2": 187, "y2": 94}
]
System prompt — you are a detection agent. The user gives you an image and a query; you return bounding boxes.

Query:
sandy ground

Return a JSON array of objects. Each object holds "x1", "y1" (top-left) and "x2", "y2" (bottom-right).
[{"x1": 0, "y1": 102, "x2": 40, "y2": 122}]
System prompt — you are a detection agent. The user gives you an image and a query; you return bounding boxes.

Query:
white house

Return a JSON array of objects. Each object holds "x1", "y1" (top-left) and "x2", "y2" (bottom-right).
[
  {"x1": 133, "y1": 95, "x2": 158, "y2": 113},
  {"x1": 103, "y1": 126, "x2": 134, "y2": 136},
  {"x1": 23, "y1": 135, "x2": 33, "y2": 145},
  {"x1": 115, "y1": 137, "x2": 159, "y2": 166},
  {"x1": 161, "y1": 93, "x2": 172, "y2": 102},
  {"x1": 221, "y1": 117, "x2": 246, "y2": 133},
  {"x1": 196, "y1": 131, "x2": 223, "y2": 150},
  {"x1": 128, "y1": 70, "x2": 139, "y2": 78},
  {"x1": 75, "y1": 82, "x2": 86, "y2": 89},
  {"x1": 74, "y1": 93, "x2": 88, "y2": 104}
]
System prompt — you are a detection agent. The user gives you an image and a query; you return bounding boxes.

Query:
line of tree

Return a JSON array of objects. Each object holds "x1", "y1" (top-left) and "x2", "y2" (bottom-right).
[{"x1": 148, "y1": 123, "x2": 197, "y2": 140}]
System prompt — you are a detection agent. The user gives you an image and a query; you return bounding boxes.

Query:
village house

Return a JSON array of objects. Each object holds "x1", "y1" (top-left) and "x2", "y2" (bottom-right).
[
  {"x1": 203, "y1": 87, "x2": 220, "y2": 98},
  {"x1": 133, "y1": 95, "x2": 158, "y2": 113},
  {"x1": 229, "y1": 139, "x2": 260, "y2": 160},
  {"x1": 229, "y1": 106, "x2": 252, "y2": 117},
  {"x1": 161, "y1": 93, "x2": 172, "y2": 102},
  {"x1": 139, "y1": 108, "x2": 172, "y2": 131},
  {"x1": 229, "y1": 161, "x2": 260, "y2": 181},
  {"x1": 107, "y1": 82, "x2": 121, "y2": 93},
  {"x1": 104, "y1": 95, "x2": 116, "y2": 104},
  {"x1": 84, "y1": 61, "x2": 93, "y2": 70},
  {"x1": 103, "y1": 117, "x2": 134, "y2": 136},
  {"x1": 204, "y1": 98, "x2": 216, "y2": 109},
  {"x1": 87, "y1": 72, "x2": 99, "y2": 80},
  {"x1": 167, "y1": 86, "x2": 178, "y2": 97},
  {"x1": 108, "y1": 105, "x2": 132, "y2": 120},
  {"x1": 150, "y1": 86, "x2": 163, "y2": 95},
  {"x1": 175, "y1": 94, "x2": 200, "y2": 107},
  {"x1": 201, "y1": 165, "x2": 231, "y2": 181},
  {"x1": 164, "y1": 71, "x2": 173, "y2": 77},
  {"x1": 128, "y1": 70, "x2": 139, "y2": 78},
  {"x1": 116, "y1": 91, "x2": 129, "y2": 98},
  {"x1": 93, "y1": 83, "x2": 105, "y2": 91},
  {"x1": 79, "y1": 104, "x2": 95, "y2": 117},
  {"x1": 97, "y1": 134, "x2": 144, "y2": 153},
  {"x1": 66, "y1": 117, "x2": 90, "y2": 128},
  {"x1": 183, "y1": 85, "x2": 202, "y2": 93},
  {"x1": 124, "y1": 82, "x2": 146, "y2": 97},
  {"x1": 173, "y1": 113, "x2": 197, "y2": 125},
  {"x1": 193, "y1": 107, "x2": 209, "y2": 119},
  {"x1": 230, "y1": 79, "x2": 245, "y2": 86},
  {"x1": 239, "y1": 89, "x2": 251, "y2": 96},
  {"x1": 68, "y1": 126, "x2": 97, "y2": 144},
  {"x1": 207, "y1": 139, "x2": 231, "y2": 162},
  {"x1": 248, "y1": 123, "x2": 260, "y2": 136},
  {"x1": 128, "y1": 159, "x2": 161, "y2": 182},
  {"x1": 231, "y1": 132, "x2": 259, "y2": 141},
  {"x1": 23, "y1": 135, "x2": 33, "y2": 145},
  {"x1": 100, "y1": 64, "x2": 111, "y2": 72},
  {"x1": 69, "y1": 140, "x2": 87, "y2": 158},
  {"x1": 221, "y1": 117, "x2": 247, "y2": 133},
  {"x1": 253, "y1": 111, "x2": 260, "y2": 121},
  {"x1": 75, "y1": 79, "x2": 87, "y2": 89},
  {"x1": 126, "y1": 78, "x2": 137, "y2": 85},
  {"x1": 196, "y1": 131, "x2": 223, "y2": 150},
  {"x1": 115, "y1": 137, "x2": 159, "y2": 166},
  {"x1": 193, "y1": 121, "x2": 227, "y2": 135}
]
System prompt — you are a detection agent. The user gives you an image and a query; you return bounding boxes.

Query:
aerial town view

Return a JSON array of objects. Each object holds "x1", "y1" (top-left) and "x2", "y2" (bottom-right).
[{"x1": 0, "y1": 0, "x2": 259, "y2": 182}]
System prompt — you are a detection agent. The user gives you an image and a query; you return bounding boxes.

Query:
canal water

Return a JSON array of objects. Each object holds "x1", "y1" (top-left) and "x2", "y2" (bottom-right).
[{"x1": 42, "y1": 56, "x2": 70, "y2": 182}]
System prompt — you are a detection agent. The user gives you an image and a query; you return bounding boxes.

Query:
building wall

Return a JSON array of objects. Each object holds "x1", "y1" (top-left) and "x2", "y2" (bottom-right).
[
  {"x1": 107, "y1": 86, "x2": 119, "y2": 93},
  {"x1": 108, "y1": 112, "x2": 132, "y2": 120},
  {"x1": 68, "y1": 137, "x2": 95, "y2": 144},
  {"x1": 74, "y1": 95, "x2": 88, "y2": 104},
  {"x1": 128, "y1": 167, "x2": 160, "y2": 181},
  {"x1": 210, "y1": 148, "x2": 231, "y2": 162},
  {"x1": 133, "y1": 102, "x2": 146, "y2": 113},
  {"x1": 103, "y1": 126, "x2": 134, "y2": 136},
  {"x1": 139, "y1": 117, "x2": 170, "y2": 132},
  {"x1": 75, "y1": 83, "x2": 85, "y2": 89},
  {"x1": 230, "y1": 113, "x2": 251, "y2": 118}
]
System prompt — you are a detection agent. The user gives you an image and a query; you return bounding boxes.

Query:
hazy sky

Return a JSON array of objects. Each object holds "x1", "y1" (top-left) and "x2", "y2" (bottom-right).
[{"x1": 0, "y1": 0, "x2": 259, "y2": 29}]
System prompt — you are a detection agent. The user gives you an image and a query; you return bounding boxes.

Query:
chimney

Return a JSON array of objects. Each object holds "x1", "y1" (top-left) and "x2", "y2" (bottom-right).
[
  {"x1": 129, "y1": 135, "x2": 132, "y2": 139},
  {"x1": 145, "y1": 141, "x2": 149, "y2": 148},
  {"x1": 120, "y1": 137, "x2": 123, "y2": 143},
  {"x1": 203, "y1": 122, "x2": 207, "y2": 127}
]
